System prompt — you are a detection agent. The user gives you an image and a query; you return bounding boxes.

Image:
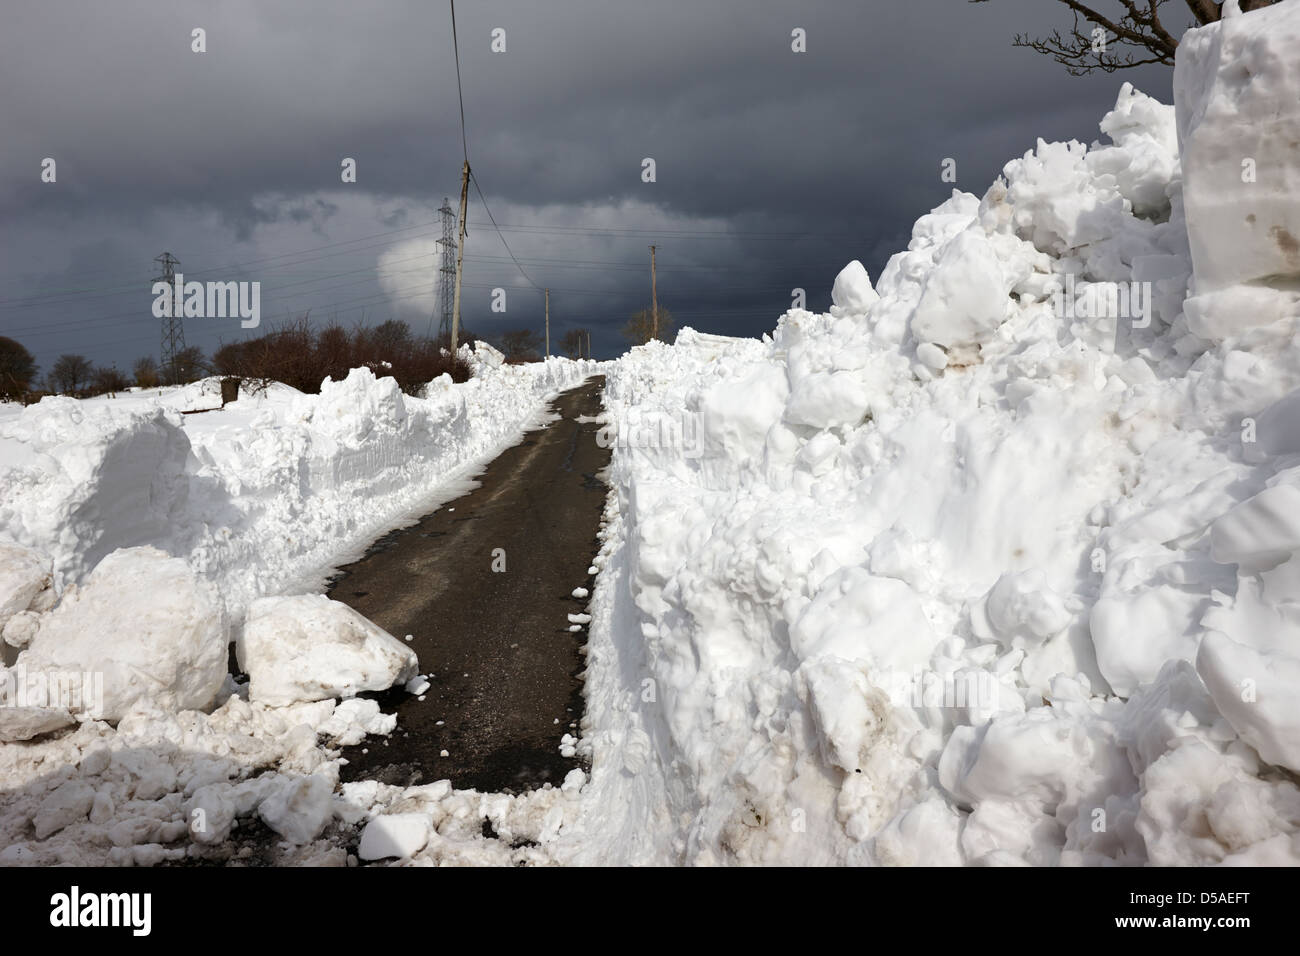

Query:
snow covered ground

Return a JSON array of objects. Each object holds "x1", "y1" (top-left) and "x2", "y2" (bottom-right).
[{"x1": 3, "y1": 2, "x2": 1300, "y2": 867}]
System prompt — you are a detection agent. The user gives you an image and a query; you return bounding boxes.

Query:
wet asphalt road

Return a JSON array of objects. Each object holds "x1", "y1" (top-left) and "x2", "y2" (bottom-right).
[{"x1": 330, "y1": 376, "x2": 608, "y2": 793}]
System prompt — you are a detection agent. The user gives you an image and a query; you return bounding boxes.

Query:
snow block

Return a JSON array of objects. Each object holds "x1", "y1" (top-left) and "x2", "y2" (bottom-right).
[
  {"x1": 829, "y1": 260, "x2": 879, "y2": 318},
  {"x1": 0, "y1": 543, "x2": 51, "y2": 629},
  {"x1": 1210, "y1": 482, "x2": 1300, "y2": 571},
  {"x1": 1175, "y1": 2, "x2": 1300, "y2": 294},
  {"x1": 17, "y1": 546, "x2": 226, "y2": 721},
  {"x1": 240, "y1": 593, "x2": 418, "y2": 706},
  {"x1": 1198, "y1": 631, "x2": 1300, "y2": 774},
  {"x1": 910, "y1": 229, "x2": 1009, "y2": 350},
  {"x1": 357, "y1": 812, "x2": 432, "y2": 860}
]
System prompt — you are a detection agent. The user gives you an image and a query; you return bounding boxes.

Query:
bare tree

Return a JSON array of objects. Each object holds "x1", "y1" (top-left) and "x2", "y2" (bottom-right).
[
  {"x1": 164, "y1": 345, "x2": 207, "y2": 385},
  {"x1": 970, "y1": 0, "x2": 1280, "y2": 75},
  {"x1": 622, "y1": 307, "x2": 676, "y2": 347},
  {"x1": 90, "y1": 365, "x2": 131, "y2": 397},
  {"x1": 0, "y1": 336, "x2": 37, "y2": 400},
  {"x1": 48, "y1": 354, "x2": 93, "y2": 395},
  {"x1": 497, "y1": 328, "x2": 544, "y2": 361},
  {"x1": 560, "y1": 328, "x2": 587, "y2": 359},
  {"x1": 132, "y1": 356, "x2": 159, "y2": 389}
]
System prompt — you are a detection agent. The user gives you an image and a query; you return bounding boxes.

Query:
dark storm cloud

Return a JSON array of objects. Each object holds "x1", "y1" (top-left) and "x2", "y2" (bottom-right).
[{"x1": 0, "y1": 0, "x2": 1178, "y2": 370}]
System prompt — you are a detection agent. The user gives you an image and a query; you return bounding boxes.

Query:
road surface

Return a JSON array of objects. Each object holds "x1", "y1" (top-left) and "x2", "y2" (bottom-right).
[{"x1": 331, "y1": 375, "x2": 609, "y2": 793}]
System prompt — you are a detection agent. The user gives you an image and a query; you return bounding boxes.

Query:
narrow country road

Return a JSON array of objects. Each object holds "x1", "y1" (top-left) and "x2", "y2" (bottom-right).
[{"x1": 331, "y1": 375, "x2": 609, "y2": 794}]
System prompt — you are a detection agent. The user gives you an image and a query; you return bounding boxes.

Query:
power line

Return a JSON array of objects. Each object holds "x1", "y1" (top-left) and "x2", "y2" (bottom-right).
[
  {"x1": 449, "y1": 0, "x2": 469, "y2": 166},
  {"x1": 470, "y1": 172, "x2": 543, "y2": 291}
]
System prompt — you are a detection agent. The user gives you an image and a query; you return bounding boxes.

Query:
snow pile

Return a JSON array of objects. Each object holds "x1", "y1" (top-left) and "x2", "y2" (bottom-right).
[
  {"x1": 0, "y1": 688, "x2": 591, "y2": 865},
  {"x1": 0, "y1": 399, "x2": 192, "y2": 586},
  {"x1": 239, "y1": 594, "x2": 418, "y2": 707},
  {"x1": 569, "y1": 4, "x2": 1300, "y2": 866}
]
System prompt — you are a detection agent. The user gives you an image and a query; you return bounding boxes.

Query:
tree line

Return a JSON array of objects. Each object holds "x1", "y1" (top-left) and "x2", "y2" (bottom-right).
[{"x1": 1, "y1": 303, "x2": 672, "y2": 404}]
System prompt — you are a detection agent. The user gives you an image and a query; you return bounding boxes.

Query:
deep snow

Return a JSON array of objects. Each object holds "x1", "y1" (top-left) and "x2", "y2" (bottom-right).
[{"x1": 4, "y1": 2, "x2": 1300, "y2": 867}]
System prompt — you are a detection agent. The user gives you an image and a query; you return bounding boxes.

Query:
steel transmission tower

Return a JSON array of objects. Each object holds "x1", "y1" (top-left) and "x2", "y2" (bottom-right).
[
  {"x1": 153, "y1": 252, "x2": 185, "y2": 380},
  {"x1": 436, "y1": 198, "x2": 457, "y2": 344}
]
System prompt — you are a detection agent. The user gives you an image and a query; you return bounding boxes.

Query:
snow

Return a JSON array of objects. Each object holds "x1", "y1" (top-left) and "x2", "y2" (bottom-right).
[
  {"x1": 239, "y1": 594, "x2": 418, "y2": 707},
  {"x1": 0, "y1": 350, "x2": 601, "y2": 865},
  {"x1": 829, "y1": 260, "x2": 879, "y2": 318},
  {"x1": 0, "y1": 543, "x2": 51, "y2": 631},
  {"x1": 0, "y1": 354, "x2": 599, "y2": 619},
  {"x1": 553, "y1": 1, "x2": 1300, "y2": 867},
  {"x1": 1175, "y1": 0, "x2": 1300, "y2": 296},
  {"x1": 16, "y1": 547, "x2": 226, "y2": 721},
  {"x1": 357, "y1": 813, "x2": 431, "y2": 860},
  {"x1": 5, "y1": 1, "x2": 1300, "y2": 869}
]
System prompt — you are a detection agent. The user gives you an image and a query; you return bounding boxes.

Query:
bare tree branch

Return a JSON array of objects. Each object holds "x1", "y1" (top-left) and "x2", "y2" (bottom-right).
[{"x1": 970, "y1": 0, "x2": 1281, "y2": 75}]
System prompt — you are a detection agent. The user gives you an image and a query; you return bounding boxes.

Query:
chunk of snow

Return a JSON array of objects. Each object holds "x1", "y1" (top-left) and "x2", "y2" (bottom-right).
[
  {"x1": 0, "y1": 543, "x2": 51, "y2": 629},
  {"x1": 240, "y1": 594, "x2": 418, "y2": 706},
  {"x1": 257, "y1": 774, "x2": 335, "y2": 845},
  {"x1": 358, "y1": 813, "x2": 431, "y2": 860},
  {"x1": 909, "y1": 229, "x2": 1009, "y2": 350},
  {"x1": 1175, "y1": 2, "x2": 1300, "y2": 295},
  {"x1": 405, "y1": 676, "x2": 430, "y2": 696},
  {"x1": 829, "y1": 260, "x2": 879, "y2": 318},
  {"x1": 17, "y1": 546, "x2": 226, "y2": 721},
  {"x1": 1198, "y1": 631, "x2": 1300, "y2": 773}
]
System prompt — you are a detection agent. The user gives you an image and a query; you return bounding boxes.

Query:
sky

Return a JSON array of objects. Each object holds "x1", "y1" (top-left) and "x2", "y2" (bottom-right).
[{"x1": 0, "y1": 0, "x2": 1180, "y2": 371}]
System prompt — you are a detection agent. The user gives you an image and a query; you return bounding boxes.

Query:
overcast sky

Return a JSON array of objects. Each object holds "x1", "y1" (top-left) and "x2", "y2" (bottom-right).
[{"x1": 0, "y1": 0, "x2": 1178, "y2": 370}]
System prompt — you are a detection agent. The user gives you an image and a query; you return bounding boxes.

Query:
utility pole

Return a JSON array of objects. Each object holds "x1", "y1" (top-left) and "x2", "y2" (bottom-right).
[
  {"x1": 153, "y1": 252, "x2": 185, "y2": 384},
  {"x1": 450, "y1": 161, "x2": 470, "y2": 355},
  {"x1": 649, "y1": 244, "x2": 659, "y2": 341},
  {"x1": 544, "y1": 288, "x2": 550, "y2": 358},
  {"x1": 435, "y1": 197, "x2": 456, "y2": 343},
  {"x1": 586, "y1": 330, "x2": 591, "y2": 360}
]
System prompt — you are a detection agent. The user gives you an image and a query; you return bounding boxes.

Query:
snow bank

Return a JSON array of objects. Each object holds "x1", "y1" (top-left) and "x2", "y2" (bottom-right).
[
  {"x1": 563, "y1": 2, "x2": 1300, "y2": 866},
  {"x1": 0, "y1": 353, "x2": 598, "y2": 619}
]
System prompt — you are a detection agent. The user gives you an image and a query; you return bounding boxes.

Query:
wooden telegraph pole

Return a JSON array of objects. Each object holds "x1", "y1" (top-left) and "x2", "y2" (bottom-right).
[
  {"x1": 450, "y1": 160, "x2": 470, "y2": 355},
  {"x1": 649, "y1": 244, "x2": 659, "y2": 341},
  {"x1": 545, "y1": 288, "x2": 550, "y2": 358}
]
